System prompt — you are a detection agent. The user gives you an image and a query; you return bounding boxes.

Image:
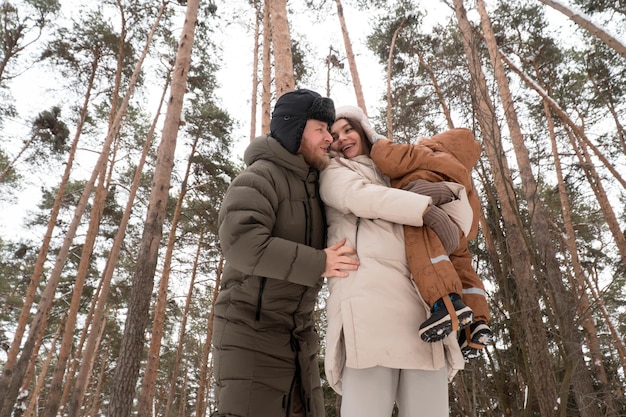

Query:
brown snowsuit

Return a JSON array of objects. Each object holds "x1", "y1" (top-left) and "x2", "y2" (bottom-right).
[{"x1": 370, "y1": 128, "x2": 490, "y2": 324}]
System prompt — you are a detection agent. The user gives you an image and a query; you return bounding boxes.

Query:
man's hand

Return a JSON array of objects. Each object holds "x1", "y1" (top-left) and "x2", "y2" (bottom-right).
[{"x1": 323, "y1": 238, "x2": 359, "y2": 278}]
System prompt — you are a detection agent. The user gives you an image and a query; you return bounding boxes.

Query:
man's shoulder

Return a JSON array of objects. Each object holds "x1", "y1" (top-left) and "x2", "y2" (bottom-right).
[
  {"x1": 246, "y1": 158, "x2": 284, "y2": 176},
  {"x1": 233, "y1": 158, "x2": 295, "y2": 192}
]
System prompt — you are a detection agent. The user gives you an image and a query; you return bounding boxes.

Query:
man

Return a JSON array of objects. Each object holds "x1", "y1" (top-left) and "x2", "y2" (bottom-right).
[{"x1": 212, "y1": 89, "x2": 359, "y2": 417}]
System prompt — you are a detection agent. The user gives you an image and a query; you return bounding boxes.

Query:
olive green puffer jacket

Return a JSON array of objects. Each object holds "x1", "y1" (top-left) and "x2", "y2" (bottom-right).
[{"x1": 212, "y1": 134, "x2": 327, "y2": 417}]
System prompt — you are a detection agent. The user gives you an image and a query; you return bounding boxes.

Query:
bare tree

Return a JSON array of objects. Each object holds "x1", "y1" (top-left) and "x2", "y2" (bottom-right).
[
  {"x1": 452, "y1": 0, "x2": 559, "y2": 414},
  {"x1": 196, "y1": 256, "x2": 222, "y2": 417},
  {"x1": 335, "y1": 0, "x2": 366, "y2": 111},
  {"x1": 107, "y1": 1, "x2": 200, "y2": 415},
  {"x1": 261, "y1": 0, "x2": 272, "y2": 133},
  {"x1": 250, "y1": 1, "x2": 262, "y2": 140},
  {"x1": 386, "y1": 18, "x2": 407, "y2": 139},
  {"x1": 269, "y1": 0, "x2": 295, "y2": 95},
  {"x1": 476, "y1": 1, "x2": 602, "y2": 414},
  {"x1": 499, "y1": 53, "x2": 626, "y2": 263},
  {"x1": 67, "y1": 67, "x2": 171, "y2": 417},
  {"x1": 0, "y1": 51, "x2": 97, "y2": 411},
  {"x1": 137, "y1": 131, "x2": 200, "y2": 416},
  {"x1": 535, "y1": 0, "x2": 626, "y2": 60}
]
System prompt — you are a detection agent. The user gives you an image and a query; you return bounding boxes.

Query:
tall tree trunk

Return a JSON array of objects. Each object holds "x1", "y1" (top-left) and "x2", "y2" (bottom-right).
[
  {"x1": 137, "y1": 132, "x2": 200, "y2": 416},
  {"x1": 0, "y1": 0, "x2": 165, "y2": 412},
  {"x1": 177, "y1": 364, "x2": 190, "y2": 417},
  {"x1": 475, "y1": 1, "x2": 600, "y2": 415},
  {"x1": 22, "y1": 315, "x2": 64, "y2": 417},
  {"x1": 261, "y1": 0, "x2": 272, "y2": 134},
  {"x1": 176, "y1": 361, "x2": 189, "y2": 416},
  {"x1": 499, "y1": 52, "x2": 626, "y2": 263},
  {"x1": 57, "y1": 272, "x2": 104, "y2": 415},
  {"x1": 249, "y1": 0, "x2": 261, "y2": 141},
  {"x1": 0, "y1": 133, "x2": 111, "y2": 417},
  {"x1": 535, "y1": 0, "x2": 626, "y2": 60},
  {"x1": 335, "y1": 0, "x2": 366, "y2": 111},
  {"x1": 0, "y1": 55, "x2": 98, "y2": 411},
  {"x1": 414, "y1": 50, "x2": 454, "y2": 129},
  {"x1": 66, "y1": 8, "x2": 171, "y2": 416},
  {"x1": 572, "y1": 128, "x2": 626, "y2": 260},
  {"x1": 269, "y1": 0, "x2": 295, "y2": 95},
  {"x1": 88, "y1": 344, "x2": 109, "y2": 417},
  {"x1": 196, "y1": 256, "x2": 223, "y2": 417},
  {"x1": 535, "y1": 63, "x2": 619, "y2": 415},
  {"x1": 107, "y1": 1, "x2": 199, "y2": 415},
  {"x1": 451, "y1": 1, "x2": 559, "y2": 415},
  {"x1": 164, "y1": 230, "x2": 203, "y2": 416},
  {"x1": 42, "y1": 168, "x2": 110, "y2": 417},
  {"x1": 583, "y1": 269, "x2": 626, "y2": 372},
  {"x1": 585, "y1": 63, "x2": 626, "y2": 155},
  {"x1": 385, "y1": 18, "x2": 406, "y2": 139}
]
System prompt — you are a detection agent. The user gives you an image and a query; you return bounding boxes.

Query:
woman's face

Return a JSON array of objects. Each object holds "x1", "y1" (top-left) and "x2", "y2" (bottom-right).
[{"x1": 330, "y1": 118, "x2": 368, "y2": 159}]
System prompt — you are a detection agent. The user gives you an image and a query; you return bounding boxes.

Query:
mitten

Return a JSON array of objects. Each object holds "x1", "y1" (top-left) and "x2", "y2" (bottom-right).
[
  {"x1": 422, "y1": 204, "x2": 460, "y2": 255},
  {"x1": 404, "y1": 179, "x2": 456, "y2": 206}
]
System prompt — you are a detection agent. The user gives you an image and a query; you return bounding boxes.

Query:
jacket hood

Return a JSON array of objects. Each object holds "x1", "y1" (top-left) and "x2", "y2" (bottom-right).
[{"x1": 244, "y1": 134, "x2": 313, "y2": 179}]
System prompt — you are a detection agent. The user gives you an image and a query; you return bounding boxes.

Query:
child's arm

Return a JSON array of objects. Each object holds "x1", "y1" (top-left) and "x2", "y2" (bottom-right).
[
  {"x1": 403, "y1": 179, "x2": 456, "y2": 205},
  {"x1": 370, "y1": 139, "x2": 432, "y2": 180}
]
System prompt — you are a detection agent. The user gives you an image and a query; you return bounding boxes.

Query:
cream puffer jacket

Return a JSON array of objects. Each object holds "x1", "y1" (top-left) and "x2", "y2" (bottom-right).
[{"x1": 319, "y1": 154, "x2": 465, "y2": 395}]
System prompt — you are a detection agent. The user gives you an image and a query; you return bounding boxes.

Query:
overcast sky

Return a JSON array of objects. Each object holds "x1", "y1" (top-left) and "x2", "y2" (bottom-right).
[{"x1": 1, "y1": 0, "x2": 581, "y2": 236}]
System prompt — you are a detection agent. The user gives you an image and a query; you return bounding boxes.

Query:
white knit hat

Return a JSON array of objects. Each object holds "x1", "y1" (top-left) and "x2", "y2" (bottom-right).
[{"x1": 335, "y1": 105, "x2": 384, "y2": 143}]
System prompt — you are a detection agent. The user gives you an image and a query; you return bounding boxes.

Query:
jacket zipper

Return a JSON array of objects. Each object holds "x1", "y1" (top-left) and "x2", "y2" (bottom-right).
[{"x1": 255, "y1": 277, "x2": 267, "y2": 321}]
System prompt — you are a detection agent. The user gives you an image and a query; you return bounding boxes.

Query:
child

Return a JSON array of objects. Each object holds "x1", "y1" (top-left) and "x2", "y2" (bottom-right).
[{"x1": 372, "y1": 127, "x2": 492, "y2": 360}]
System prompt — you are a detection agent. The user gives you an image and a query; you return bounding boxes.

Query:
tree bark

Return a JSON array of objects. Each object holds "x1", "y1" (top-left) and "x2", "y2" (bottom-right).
[
  {"x1": 249, "y1": 0, "x2": 261, "y2": 141},
  {"x1": 475, "y1": 1, "x2": 601, "y2": 415},
  {"x1": 386, "y1": 18, "x2": 406, "y2": 139},
  {"x1": 0, "y1": 52, "x2": 97, "y2": 412},
  {"x1": 499, "y1": 53, "x2": 626, "y2": 263},
  {"x1": 335, "y1": 0, "x2": 367, "y2": 111},
  {"x1": 535, "y1": 63, "x2": 619, "y2": 415},
  {"x1": 196, "y1": 256, "x2": 223, "y2": 417},
  {"x1": 261, "y1": 0, "x2": 272, "y2": 134},
  {"x1": 269, "y1": 0, "x2": 295, "y2": 96},
  {"x1": 137, "y1": 130, "x2": 200, "y2": 416},
  {"x1": 536, "y1": 0, "x2": 626, "y2": 60},
  {"x1": 452, "y1": 1, "x2": 559, "y2": 415},
  {"x1": 164, "y1": 229, "x2": 203, "y2": 416},
  {"x1": 42, "y1": 169, "x2": 109, "y2": 417},
  {"x1": 107, "y1": 1, "x2": 199, "y2": 416},
  {"x1": 67, "y1": 6, "x2": 171, "y2": 416}
]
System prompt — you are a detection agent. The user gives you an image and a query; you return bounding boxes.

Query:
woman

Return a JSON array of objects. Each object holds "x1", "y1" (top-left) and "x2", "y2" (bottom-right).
[{"x1": 319, "y1": 105, "x2": 465, "y2": 417}]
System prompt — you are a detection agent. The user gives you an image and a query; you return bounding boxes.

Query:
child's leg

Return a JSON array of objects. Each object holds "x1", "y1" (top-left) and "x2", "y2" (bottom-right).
[
  {"x1": 404, "y1": 225, "x2": 472, "y2": 342},
  {"x1": 404, "y1": 224, "x2": 462, "y2": 306},
  {"x1": 450, "y1": 234, "x2": 490, "y2": 324},
  {"x1": 450, "y1": 235, "x2": 493, "y2": 359}
]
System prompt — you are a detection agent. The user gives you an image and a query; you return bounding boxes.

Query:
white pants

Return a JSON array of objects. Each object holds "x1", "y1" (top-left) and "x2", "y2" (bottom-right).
[{"x1": 340, "y1": 366, "x2": 449, "y2": 417}]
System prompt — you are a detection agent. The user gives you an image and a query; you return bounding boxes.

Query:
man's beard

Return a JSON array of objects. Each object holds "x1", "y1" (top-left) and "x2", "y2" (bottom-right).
[{"x1": 304, "y1": 152, "x2": 330, "y2": 170}]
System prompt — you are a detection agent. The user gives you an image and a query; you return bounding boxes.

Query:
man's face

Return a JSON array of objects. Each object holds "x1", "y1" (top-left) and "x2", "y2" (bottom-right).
[{"x1": 299, "y1": 119, "x2": 333, "y2": 170}]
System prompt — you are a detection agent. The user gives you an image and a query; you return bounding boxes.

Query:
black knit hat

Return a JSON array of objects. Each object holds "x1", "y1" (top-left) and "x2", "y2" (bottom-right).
[{"x1": 270, "y1": 89, "x2": 335, "y2": 154}]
